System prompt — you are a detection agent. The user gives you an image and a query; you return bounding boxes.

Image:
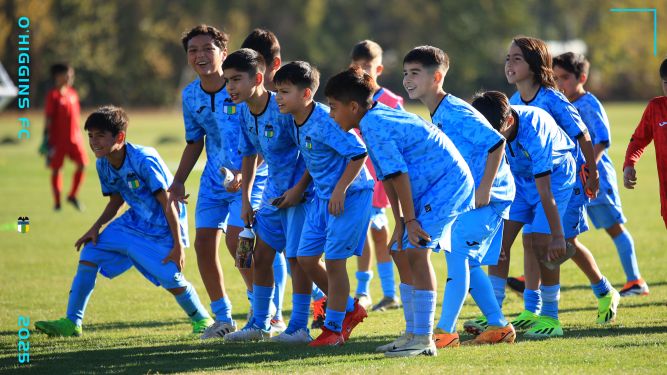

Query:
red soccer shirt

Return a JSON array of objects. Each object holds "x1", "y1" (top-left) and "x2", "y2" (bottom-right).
[
  {"x1": 45, "y1": 86, "x2": 83, "y2": 147},
  {"x1": 624, "y1": 96, "x2": 667, "y2": 224}
]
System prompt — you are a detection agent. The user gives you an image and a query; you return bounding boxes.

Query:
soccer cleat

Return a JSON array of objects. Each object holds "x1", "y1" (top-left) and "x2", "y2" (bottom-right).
[
  {"x1": 385, "y1": 334, "x2": 437, "y2": 357},
  {"x1": 462, "y1": 324, "x2": 516, "y2": 345},
  {"x1": 223, "y1": 324, "x2": 271, "y2": 342},
  {"x1": 200, "y1": 320, "x2": 237, "y2": 340},
  {"x1": 271, "y1": 328, "x2": 313, "y2": 344},
  {"x1": 597, "y1": 289, "x2": 620, "y2": 324},
  {"x1": 620, "y1": 279, "x2": 649, "y2": 297},
  {"x1": 507, "y1": 275, "x2": 526, "y2": 296},
  {"x1": 376, "y1": 332, "x2": 414, "y2": 352},
  {"x1": 54, "y1": 203, "x2": 62, "y2": 212},
  {"x1": 463, "y1": 316, "x2": 489, "y2": 336},
  {"x1": 311, "y1": 296, "x2": 327, "y2": 329},
  {"x1": 341, "y1": 298, "x2": 368, "y2": 340},
  {"x1": 67, "y1": 196, "x2": 85, "y2": 212},
  {"x1": 270, "y1": 317, "x2": 287, "y2": 334},
  {"x1": 356, "y1": 294, "x2": 373, "y2": 310},
  {"x1": 35, "y1": 318, "x2": 82, "y2": 337},
  {"x1": 308, "y1": 327, "x2": 344, "y2": 347},
  {"x1": 524, "y1": 316, "x2": 563, "y2": 339},
  {"x1": 511, "y1": 310, "x2": 539, "y2": 330},
  {"x1": 191, "y1": 317, "x2": 214, "y2": 334},
  {"x1": 371, "y1": 296, "x2": 402, "y2": 312},
  {"x1": 432, "y1": 328, "x2": 460, "y2": 349}
]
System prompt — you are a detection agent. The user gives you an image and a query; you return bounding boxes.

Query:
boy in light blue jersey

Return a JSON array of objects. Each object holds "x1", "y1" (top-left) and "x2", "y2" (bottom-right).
[
  {"x1": 473, "y1": 92, "x2": 578, "y2": 338},
  {"x1": 274, "y1": 62, "x2": 374, "y2": 347},
  {"x1": 504, "y1": 37, "x2": 618, "y2": 332},
  {"x1": 168, "y1": 25, "x2": 267, "y2": 340},
  {"x1": 220, "y1": 49, "x2": 315, "y2": 343},
  {"x1": 35, "y1": 106, "x2": 212, "y2": 337},
  {"x1": 326, "y1": 66, "x2": 475, "y2": 357},
  {"x1": 402, "y1": 46, "x2": 516, "y2": 347},
  {"x1": 553, "y1": 52, "x2": 646, "y2": 297},
  {"x1": 350, "y1": 40, "x2": 404, "y2": 312}
]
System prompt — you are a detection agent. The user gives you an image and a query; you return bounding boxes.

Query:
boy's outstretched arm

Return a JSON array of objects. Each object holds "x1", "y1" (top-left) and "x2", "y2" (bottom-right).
[
  {"x1": 576, "y1": 132, "x2": 600, "y2": 197},
  {"x1": 329, "y1": 156, "x2": 367, "y2": 216},
  {"x1": 75, "y1": 193, "x2": 124, "y2": 251},
  {"x1": 476, "y1": 142, "x2": 505, "y2": 208},
  {"x1": 535, "y1": 175, "x2": 566, "y2": 261},
  {"x1": 168, "y1": 139, "x2": 205, "y2": 210},
  {"x1": 156, "y1": 189, "x2": 185, "y2": 271}
]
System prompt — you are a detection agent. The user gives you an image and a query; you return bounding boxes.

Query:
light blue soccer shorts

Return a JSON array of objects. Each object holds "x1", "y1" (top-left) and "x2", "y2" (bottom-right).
[
  {"x1": 562, "y1": 176, "x2": 590, "y2": 239},
  {"x1": 298, "y1": 189, "x2": 372, "y2": 260},
  {"x1": 79, "y1": 221, "x2": 188, "y2": 289},
  {"x1": 390, "y1": 195, "x2": 458, "y2": 253},
  {"x1": 449, "y1": 204, "x2": 504, "y2": 266},
  {"x1": 254, "y1": 203, "x2": 307, "y2": 259},
  {"x1": 195, "y1": 174, "x2": 265, "y2": 230},
  {"x1": 369, "y1": 207, "x2": 389, "y2": 231},
  {"x1": 586, "y1": 204, "x2": 627, "y2": 229}
]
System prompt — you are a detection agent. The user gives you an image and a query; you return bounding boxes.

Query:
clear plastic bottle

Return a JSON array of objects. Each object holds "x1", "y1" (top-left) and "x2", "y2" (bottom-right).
[{"x1": 236, "y1": 225, "x2": 255, "y2": 268}]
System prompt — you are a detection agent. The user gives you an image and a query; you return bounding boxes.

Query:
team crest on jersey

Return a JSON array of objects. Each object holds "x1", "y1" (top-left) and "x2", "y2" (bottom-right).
[
  {"x1": 264, "y1": 124, "x2": 275, "y2": 138},
  {"x1": 126, "y1": 173, "x2": 140, "y2": 189},
  {"x1": 305, "y1": 136, "x2": 313, "y2": 149},
  {"x1": 223, "y1": 98, "x2": 237, "y2": 115}
]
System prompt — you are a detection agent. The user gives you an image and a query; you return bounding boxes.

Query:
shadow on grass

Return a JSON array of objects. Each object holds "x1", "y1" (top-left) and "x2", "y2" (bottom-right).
[
  {"x1": 560, "y1": 280, "x2": 667, "y2": 292},
  {"x1": 3, "y1": 334, "x2": 393, "y2": 374},
  {"x1": 564, "y1": 325, "x2": 667, "y2": 339}
]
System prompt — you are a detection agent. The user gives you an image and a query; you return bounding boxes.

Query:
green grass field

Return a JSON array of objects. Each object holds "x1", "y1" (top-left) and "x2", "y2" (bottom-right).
[{"x1": 1, "y1": 103, "x2": 666, "y2": 374}]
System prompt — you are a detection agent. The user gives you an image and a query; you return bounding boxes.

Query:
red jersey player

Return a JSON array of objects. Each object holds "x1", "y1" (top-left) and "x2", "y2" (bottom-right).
[
  {"x1": 623, "y1": 58, "x2": 667, "y2": 229},
  {"x1": 42, "y1": 63, "x2": 88, "y2": 211}
]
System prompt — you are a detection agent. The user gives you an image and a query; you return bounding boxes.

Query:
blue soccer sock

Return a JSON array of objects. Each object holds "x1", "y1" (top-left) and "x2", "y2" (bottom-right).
[
  {"x1": 311, "y1": 285, "x2": 326, "y2": 301},
  {"x1": 436, "y1": 251, "x2": 469, "y2": 333},
  {"x1": 324, "y1": 308, "x2": 345, "y2": 333},
  {"x1": 346, "y1": 295, "x2": 356, "y2": 312},
  {"x1": 540, "y1": 284, "x2": 560, "y2": 320},
  {"x1": 377, "y1": 261, "x2": 396, "y2": 298},
  {"x1": 66, "y1": 263, "x2": 98, "y2": 327},
  {"x1": 355, "y1": 270, "x2": 373, "y2": 297},
  {"x1": 412, "y1": 289, "x2": 436, "y2": 336},
  {"x1": 613, "y1": 230, "x2": 641, "y2": 282},
  {"x1": 272, "y1": 253, "x2": 287, "y2": 321},
  {"x1": 399, "y1": 283, "x2": 414, "y2": 334},
  {"x1": 591, "y1": 276, "x2": 613, "y2": 298},
  {"x1": 469, "y1": 265, "x2": 508, "y2": 327},
  {"x1": 524, "y1": 288, "x2": 542, "y2": 315},
  {"x1": 489, "y1": 275, "x2": 507, "y2": 308},
  {"x1": 252, "y1": 284, "x2": 274, "y2": 331},
  {"x1": 210, "y1": 296, "x2": 233, "y2": 323},
  {"x1": 285, "y1": 293, "x2": 310, "y2": 334},
  {"x1": 174, "y1": 283, "x2": 210, "y2": 322}
]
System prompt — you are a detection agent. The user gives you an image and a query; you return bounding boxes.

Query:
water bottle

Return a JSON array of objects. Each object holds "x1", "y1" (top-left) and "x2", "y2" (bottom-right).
[{"x1": 236, "y1": 225, "x2": 255, "y2": 268}]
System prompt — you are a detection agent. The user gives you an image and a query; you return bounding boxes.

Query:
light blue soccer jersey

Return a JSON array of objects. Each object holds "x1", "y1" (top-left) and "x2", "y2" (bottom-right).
[
  {"x1": 182, "y1": 79, "x2": 267, "y2": 201},
  {"x1": 360, "y1": 103, "x2": 475, "y2": 218},
  {"x1": 507, "y1": 105, "x2": 576, "y2": 179},
  {"x1": 510, "y1": 87, "x2": 587, "y2": 167},
  {"x1": 238, "y1": 91, "x2": 310, "y2": 208},
  {"x1": 431, "y1": 94, "x2": 515, "y2": 218},
  {"x1": 290, "y1": 102, "x2": 374, "y2": 199},
  {"x1": 97, "y1": 143, "x2": 189, "y2": 246},
  {"x1": 572, "y1": 92, "x2": 621, "y2": 207}
]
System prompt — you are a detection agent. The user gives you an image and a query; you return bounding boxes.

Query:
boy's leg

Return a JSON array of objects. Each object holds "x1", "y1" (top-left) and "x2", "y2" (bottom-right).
[
  {"x1": 167, "y1": 283, "x2": 212, "y2": 333},
  {"x1": 272, "y1": 258, "x2": 313, "y2": 342},
  {"x1": 51, "y1": 168, "x2": 63, "y2": 209},
  {"x1": 272, "y1": 251, "x2": 287, "y2": 324},
  {"x1": 376, "y1": 249, "x2": 414, "y2": 352},
  {"x1": 372, "y1": 215, "x2": 399, "y2": 312},
  {"x1": 66, "y1": 144, "x2": 88, "y2": 209},
  {"x1": 355, "y1": 229, "x2": 373, "y2": 309},
  {"x1": 194, "y1": 227, "x2": 234, "y2": 324},
  {"x1": 323, "y1": 258, "x2": 350, "y2": 333},
  {"x1": 488, "y1": 220, "x2": 524, "y2": 308}
]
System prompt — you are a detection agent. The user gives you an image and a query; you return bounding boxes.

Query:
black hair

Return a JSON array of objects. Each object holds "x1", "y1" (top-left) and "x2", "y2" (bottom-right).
[
  {"x1": 351, "y1": 40, "x2": 383, "y2": 62},
  {"x1": 403, "y1": 45, "x2": 449, "y2": 71},
  {"x1": 181, "y1": 24, "x2": 229, "y2": 52},
  {"x1": 50, "y1": 63, "x2": 70, "y2": 79},
  {"x1": 660, "y1": 58, "x2": 667, "y2": 79},
  {"x1": 470, "y1": 91, "x2": 512, "y2": 131},
  {"x1": 325, "y1": 66, "x2": 375, "y2": 107},
  {"x1": 222, "y1": 48, "x2": 266, "y2": 75},
  {"x1": 273, "y1": 61, "x2": 320, "y2": 91},
  {"x1": 241, "y1": 28, "x2": 280, "y2": 69},
  {"x1": 84, "y1": 105, "x2": 129, "y2": 137},
  {"x1": 553, "y1": 52, "x2": 590, "y2": 79}
]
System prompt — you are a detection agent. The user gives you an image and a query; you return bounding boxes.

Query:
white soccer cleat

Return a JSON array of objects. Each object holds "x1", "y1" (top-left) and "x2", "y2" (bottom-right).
[
  {"x1": 223, "y1": 325, "x2": 271, "y2": 342},
  {"x1": 384, "y1": 334, "x2": 437, "y2": 357},
  {"x1": 270, "y1": 328, "x2": 313, "y2": 344},
  {"x1": 270, "y1": 318, "x2": 287, "y2": 334},
  {"x1": 200, "y1": 320, "x2": 237, "y2": 340},
  {"x1": 376, "y1": 332, "x2": 414, "y2": 352}
]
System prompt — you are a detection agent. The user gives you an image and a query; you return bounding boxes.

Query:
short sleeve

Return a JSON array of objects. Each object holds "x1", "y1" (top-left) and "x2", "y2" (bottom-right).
[
  {"x1": 582, "y1": 104, "x2": 611, "y2": 147},
  {"x1": 238, "y1": 115, "x2": 258, "y2": 157},
  {"x1": 549, "y1": 93, "x2": 588, "y2": 140},
  {"x1": 321, "y1": 120, "x2": 368, "y2": 160},
  {"x1": 96, "y1": 160, "x2": 115, "y2": 196},
  {"x1": 182, "y1": 90, "x2": 204, "y2": 143},
  {"x1": 361, "y1": 122, "x2": 408, "y2": 180},
  {"x1": 139, "y1": 156, "x2": 170, "y2": 194},
  {"x1": 525, "y1": 119, "x2": 554, "y2": 177}
]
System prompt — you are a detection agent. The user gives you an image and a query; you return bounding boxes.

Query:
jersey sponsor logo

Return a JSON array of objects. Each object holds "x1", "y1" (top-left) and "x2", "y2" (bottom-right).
[
  {"x1": 659, "y1": 121, "x2": 667, "y2": 127},
  {"x1": 126, "y1": 172, "x2": 141, "y2": 189},
  {"x1": 264, "y1": 124, "x2": 274, "y2": 138}
]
